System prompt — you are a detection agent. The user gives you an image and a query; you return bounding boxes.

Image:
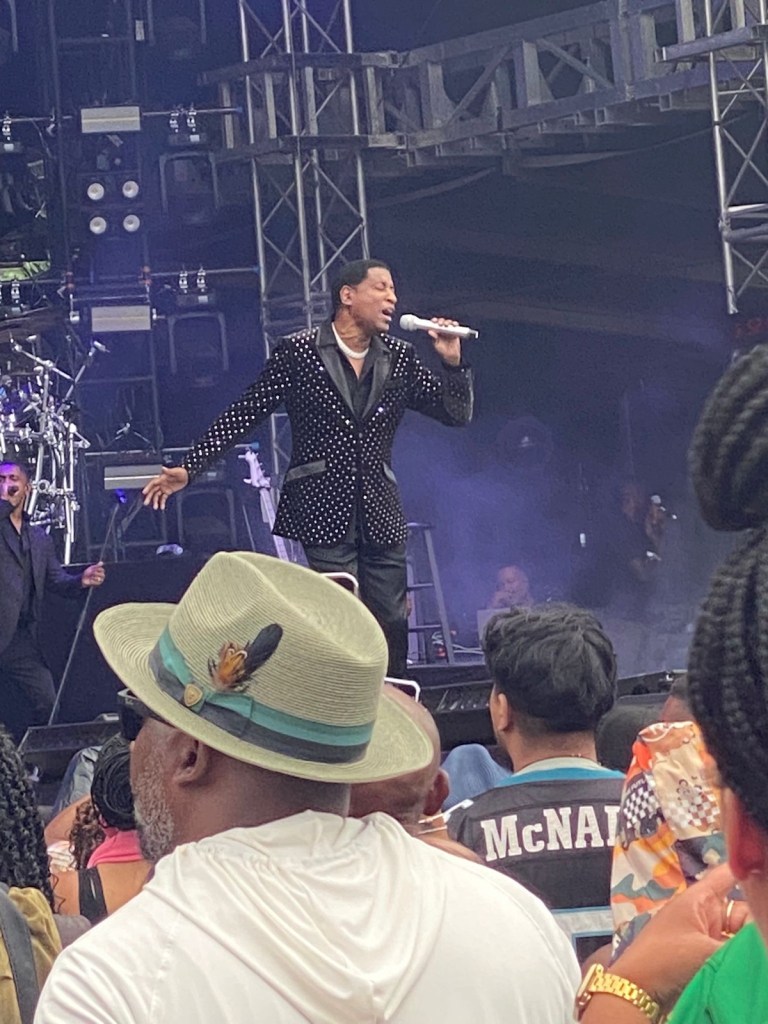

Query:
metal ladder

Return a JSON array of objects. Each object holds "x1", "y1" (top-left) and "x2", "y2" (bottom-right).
[{"x1": 406, "y1": 522, "x2": 455, "y2": 665}]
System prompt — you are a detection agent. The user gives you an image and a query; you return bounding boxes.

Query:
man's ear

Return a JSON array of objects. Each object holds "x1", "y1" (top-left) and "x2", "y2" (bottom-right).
[
  {"x1": 168, "y1": 732, "x2": 213, "y2": 789},
  {"x1": 489, "y1": 687, "x2": 513, "y2": 735},
  {"x1": 722, "y1": 786, "x2": 768, "y2": 880},
  {"x1": 423, "y1": 767, "x2": 450, "y2": 818},
  {"x1": 339, "y1": 284, "x2": 355, "y2": 310}
]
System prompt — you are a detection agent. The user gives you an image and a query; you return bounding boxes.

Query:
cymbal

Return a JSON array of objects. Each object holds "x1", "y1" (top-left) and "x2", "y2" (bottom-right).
[{"x1": 0, "y1": 307, "x2": 64, "y2": 345}]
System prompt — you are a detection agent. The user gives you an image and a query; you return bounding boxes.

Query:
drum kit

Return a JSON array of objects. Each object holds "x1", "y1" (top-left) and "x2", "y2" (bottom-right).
[{"x1": 0, "y1": 307, "x2": 93, "y2": 564}]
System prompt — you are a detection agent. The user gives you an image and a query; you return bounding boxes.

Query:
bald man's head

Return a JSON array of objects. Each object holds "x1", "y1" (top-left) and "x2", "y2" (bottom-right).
[{"x1": 348, "y1": 685, "x2": 448, "y2": 833}]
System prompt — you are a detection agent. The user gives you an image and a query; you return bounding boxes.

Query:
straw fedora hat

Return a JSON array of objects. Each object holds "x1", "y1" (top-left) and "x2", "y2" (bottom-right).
[{"x1": 93, "y1": 551, "x2": 433, "y2": 783}]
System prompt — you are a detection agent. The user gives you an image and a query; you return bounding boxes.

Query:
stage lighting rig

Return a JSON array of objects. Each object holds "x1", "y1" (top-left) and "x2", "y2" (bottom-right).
[
  {"x1": 174, "y1": 266, "x2": 215, "y2": 308},
  {"x1": 167, "y1": 104, "x2": 206, "y2": 147},
  {"x1": 1, "y1": 114, "x2": 23, "y2": 154}
]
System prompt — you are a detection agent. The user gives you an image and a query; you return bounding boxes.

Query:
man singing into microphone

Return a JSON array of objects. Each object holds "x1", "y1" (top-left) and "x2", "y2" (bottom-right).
[
  {"x1": 143, "y1": 259, "x2": 474, "y2": 674},
  {"x1": 0, "y1": 461, "x2": 106, "y2": 743}
]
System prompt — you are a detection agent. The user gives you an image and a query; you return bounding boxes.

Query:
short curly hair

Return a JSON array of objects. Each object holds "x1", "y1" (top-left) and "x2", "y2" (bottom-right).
[{"x1": 0, "y1": 727, "x2": 53, "y2": 907}]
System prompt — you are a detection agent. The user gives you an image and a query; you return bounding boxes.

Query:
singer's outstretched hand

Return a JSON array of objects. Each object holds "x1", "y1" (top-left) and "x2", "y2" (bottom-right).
[
  {"x1": 427, "y1": 318, "x2": 462, "y2": 366},
  {"x1": 142, "y1": 466, "x2": 189, "y2": 511}
]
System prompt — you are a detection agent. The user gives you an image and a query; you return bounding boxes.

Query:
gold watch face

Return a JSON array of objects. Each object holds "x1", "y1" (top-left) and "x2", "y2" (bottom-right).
[{"x1": 575, "y1": 963, "x2": 603, "y2": 1013}]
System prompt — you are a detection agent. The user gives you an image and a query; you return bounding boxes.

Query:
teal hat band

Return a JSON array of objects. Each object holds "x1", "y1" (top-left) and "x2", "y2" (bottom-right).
[{"x1": 148, "y1": 628, "x2": 374, "y2": 764}]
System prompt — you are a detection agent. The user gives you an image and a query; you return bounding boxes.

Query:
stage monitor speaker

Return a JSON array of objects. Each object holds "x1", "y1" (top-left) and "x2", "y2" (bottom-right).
[
  {"x1": 18, "y1": 718, "x2": 121, "y2": 780},
  {"x1": 408, "y1": 660, "x2": 487, "y2": 690},
  {"x1": 617, "y1": 669, "x2": 685, "y2": 698},
  {"x1": 40, "y1": 553, "x2": 208, "y2": 725}
]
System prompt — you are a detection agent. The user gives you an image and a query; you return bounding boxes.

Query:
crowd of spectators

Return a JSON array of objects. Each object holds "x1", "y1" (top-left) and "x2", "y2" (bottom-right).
[{"x1": 1, "y1": 344, "x2": 768, "y2": 1021}]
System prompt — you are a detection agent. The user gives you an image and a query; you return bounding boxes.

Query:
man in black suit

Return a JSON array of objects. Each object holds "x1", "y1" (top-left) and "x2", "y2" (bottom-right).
[
  {"x1": 142, "y1": 259, "x2": 474, "y2": 674},
  {"x1": 0, "y1": 461, "x2": 106, "y2": 742}
]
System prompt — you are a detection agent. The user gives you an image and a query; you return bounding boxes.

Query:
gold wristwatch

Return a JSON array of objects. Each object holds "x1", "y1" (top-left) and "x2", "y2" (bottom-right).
[{"x1": 575, "y1": 963, "x2": 667, "y2": 1022}]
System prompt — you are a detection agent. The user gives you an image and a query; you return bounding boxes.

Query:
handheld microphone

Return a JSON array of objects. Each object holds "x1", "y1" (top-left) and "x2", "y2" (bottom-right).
[
  {"x1": 6, "y1": 486, "x2": 19, "y2": 497},
  {"x1": 399, "y1": 314, "x2": 479, "y2": 340}
]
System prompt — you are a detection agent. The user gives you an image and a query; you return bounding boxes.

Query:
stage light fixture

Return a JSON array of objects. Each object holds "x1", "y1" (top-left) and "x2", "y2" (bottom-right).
[
  {"x1": 1, "y1": 115, "x2": 23, "y2": 154},
  {"x1": 122, "y1": 213, "x2": 141, "y2": 233},
  {"x1": 80, "y1": 106, "x2": 141, "y2": 135},
  {"x1": 121, "y1": 179, "x2": 140, "y2": 200},
  {"x1": 91, "y1": 305, "x2": 153, "y2": 333},
  {"x1": 86, "y1": 181, "x2": 106, "y2": 202},
  {"x1": 88, "y1": 216, "x2": 109, "y2": 236}
]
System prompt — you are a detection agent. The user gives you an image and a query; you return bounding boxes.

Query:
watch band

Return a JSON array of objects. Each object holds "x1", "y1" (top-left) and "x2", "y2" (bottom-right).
[{"x1": 575, "y1": 963, "x2": 667, "y2": 1023}]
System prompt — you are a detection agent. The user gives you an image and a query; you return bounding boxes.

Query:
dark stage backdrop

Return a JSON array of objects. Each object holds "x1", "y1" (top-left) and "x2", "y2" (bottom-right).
[{"x1": 40, "y1": 555, "x2": 208, "y2": 724}]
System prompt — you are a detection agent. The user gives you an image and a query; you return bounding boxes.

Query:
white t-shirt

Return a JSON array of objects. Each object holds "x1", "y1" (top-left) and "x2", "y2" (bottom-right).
[{"x1": 35, "y1": 811, "x2": 579, "y2": 1024}]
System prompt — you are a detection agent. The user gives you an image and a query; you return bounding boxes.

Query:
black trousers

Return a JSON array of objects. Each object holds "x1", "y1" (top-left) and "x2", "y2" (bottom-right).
[
  {"x1": 303, "y1": 540, "x2": 408, "y2": 678},
  {"x1": 0, "y1": 625, "x2": 56, "y2": 744}
]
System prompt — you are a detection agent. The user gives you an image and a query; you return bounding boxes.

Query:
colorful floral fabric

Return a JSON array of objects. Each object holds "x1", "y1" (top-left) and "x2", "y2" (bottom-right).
[{"x1": 611, "y1": 720, "x2": 726, "y2": 955}]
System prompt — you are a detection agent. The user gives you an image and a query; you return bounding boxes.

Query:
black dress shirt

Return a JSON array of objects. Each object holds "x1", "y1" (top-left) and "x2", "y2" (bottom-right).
[
  {"x1": 334, "y1": 346, "x2": 374, "y2": 542},
  {"x1": 3, "y1": 519, "x2": 34, "y2": 628}
]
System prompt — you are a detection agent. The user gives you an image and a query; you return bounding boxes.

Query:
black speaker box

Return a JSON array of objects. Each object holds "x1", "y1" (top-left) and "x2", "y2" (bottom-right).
[
  {"x1": 407, "y1": 660, "x2": 487, "y2": 689},
  {"x1": 18, "y1": 719, "x2": 121, "y2": 779}
]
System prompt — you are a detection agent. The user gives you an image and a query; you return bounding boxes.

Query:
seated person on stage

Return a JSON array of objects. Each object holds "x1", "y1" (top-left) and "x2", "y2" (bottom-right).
[
  {"x1": 449, "y1": 603, "x2": 624, "y2": 959},
  {"x1": 50, "y1": 736, "x2": 150, "y2": 924},
  {"x1": 487, "y1": 564, "x2": 533, "y2": 610},
  {"x1": 348, "y1": 684, "x2": 481, "y2": 863}
]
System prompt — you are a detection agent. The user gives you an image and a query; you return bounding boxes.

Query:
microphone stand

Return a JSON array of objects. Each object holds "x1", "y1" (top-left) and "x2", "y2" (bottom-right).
[
  {"x1": 115, "y1": 492, "x2": 146, "y2": 558},
  {"x1": 47, "y1": 493, "x2": 143, "y2": 727}
]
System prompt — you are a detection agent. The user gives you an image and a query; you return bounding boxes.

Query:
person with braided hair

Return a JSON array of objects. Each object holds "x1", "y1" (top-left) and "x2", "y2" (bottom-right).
[
  {"x1": 0, "y1": 724, "x2": 52, "y2": 904},
  {"x1": 575, "y1": 344, "x2": 768, "y2": 1023},
  {"x1": 51, "y1": 736, "x2": 150, "y2": 925},
  {"x1": 0, "y1": 724, "x2": 63, "y2": 1024}
]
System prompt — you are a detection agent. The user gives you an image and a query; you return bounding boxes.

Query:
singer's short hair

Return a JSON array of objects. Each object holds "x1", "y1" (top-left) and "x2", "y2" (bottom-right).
[
  {"x1": 330, "y1": 259, "x2": 391, "y2": 315},
  {"x1": 0, "y1": 460, "x2": 31, "y2": 481}
]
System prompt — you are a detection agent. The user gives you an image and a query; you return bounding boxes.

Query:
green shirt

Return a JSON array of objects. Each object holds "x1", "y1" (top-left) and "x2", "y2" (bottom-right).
[{"x1": 670, "y1": 923, "x2": 768, "y2": 1024}]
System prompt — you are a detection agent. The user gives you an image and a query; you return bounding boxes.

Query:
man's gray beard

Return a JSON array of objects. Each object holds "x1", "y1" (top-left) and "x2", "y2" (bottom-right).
[{"x1": 132, "y1": 754, "x2": 176, "y2": 864}]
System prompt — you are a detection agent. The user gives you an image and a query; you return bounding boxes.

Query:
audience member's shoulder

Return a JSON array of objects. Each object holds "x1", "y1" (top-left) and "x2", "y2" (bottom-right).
[
  {"x1": 417, "y1": 833, "x2": 483, "y2": 864},
  {"x1": 37, "y1": 887, "x2": 167, "y2": 1021},
  {"x1": 411, "y1": 824, "x2": 540, "y2": 899},
  {"x1": 53, "y1": 882, "x2": 155, "y2": 952}
]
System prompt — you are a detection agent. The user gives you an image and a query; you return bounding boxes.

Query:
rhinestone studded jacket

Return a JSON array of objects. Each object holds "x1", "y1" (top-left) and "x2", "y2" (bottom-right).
[{"x1": 182, "y1": 322, "x2": 474, "y2": 548}]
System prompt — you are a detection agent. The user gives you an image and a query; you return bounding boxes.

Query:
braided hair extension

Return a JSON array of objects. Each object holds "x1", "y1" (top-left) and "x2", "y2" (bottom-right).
[
  {"x1": 68, "y1": 736, "x2": 135, "y2": 868},
  {"x1": 690, "y1": 344, "x2": 768, "y2": 531},
  {"x1": 688, "y1": 344, "x2": 768, "y2": 833},
  {"x1": 90, "y1": 735, "x2": 135, "y2": 832},
  {"x1": 0, "y1": 727, "x2": 54, "y2": 907}
]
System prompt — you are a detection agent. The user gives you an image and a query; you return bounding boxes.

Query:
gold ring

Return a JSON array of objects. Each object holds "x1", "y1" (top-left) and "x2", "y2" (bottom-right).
[{"x1": 722, "y1": 898, "x2": 736, "y2": 938}]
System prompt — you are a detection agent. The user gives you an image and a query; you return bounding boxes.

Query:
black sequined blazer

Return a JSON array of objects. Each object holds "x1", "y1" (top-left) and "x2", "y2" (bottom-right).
[{"x1": 182, "y1": 322, "x2": 474, "y2": 547}]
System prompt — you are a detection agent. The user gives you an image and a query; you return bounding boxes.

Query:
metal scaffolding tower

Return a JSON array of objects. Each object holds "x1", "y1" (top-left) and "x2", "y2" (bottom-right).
[
  {"x1": 663, "y1": 0, "x2": 768, "y2": 313},
  {"x1": 219, "y1": 0, "x2": 370, "y2": 481}
]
